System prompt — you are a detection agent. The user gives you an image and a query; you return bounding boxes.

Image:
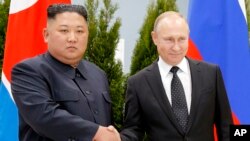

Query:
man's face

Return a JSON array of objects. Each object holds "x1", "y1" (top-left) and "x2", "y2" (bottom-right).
[
  {"x1": 152, "y1": 18, "x2": 189, "y2": 66},
  {"x1": 43, "y1": 12, "x2": 88, "y2": 67}
]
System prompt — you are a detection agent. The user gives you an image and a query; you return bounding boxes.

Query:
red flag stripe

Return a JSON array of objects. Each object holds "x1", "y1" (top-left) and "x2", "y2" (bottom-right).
[{"x1": 187, "y1": 39, "x2": 203, "y2": 61}]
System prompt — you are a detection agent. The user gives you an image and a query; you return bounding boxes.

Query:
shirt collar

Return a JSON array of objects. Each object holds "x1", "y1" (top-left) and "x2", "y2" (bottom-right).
[
  {"x1": 45, "y1": 52, "x2": 87, "y2": 79},
  {"x1": 158, "y1": 56, "x2": 189, "y2": 77},
  {"x1": 76, "y1": 61, "x2": 87, "y2": 80}
]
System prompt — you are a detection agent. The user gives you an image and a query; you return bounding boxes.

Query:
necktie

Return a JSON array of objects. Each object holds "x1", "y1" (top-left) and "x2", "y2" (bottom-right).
[{"x1": 170, "y1": 66, "x2": 188, "y2": 132}]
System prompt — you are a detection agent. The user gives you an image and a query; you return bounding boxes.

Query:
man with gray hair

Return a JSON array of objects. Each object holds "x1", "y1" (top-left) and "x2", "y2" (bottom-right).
[{"x1": 120, "y1": 11, "x2": 232, "y2": 141}]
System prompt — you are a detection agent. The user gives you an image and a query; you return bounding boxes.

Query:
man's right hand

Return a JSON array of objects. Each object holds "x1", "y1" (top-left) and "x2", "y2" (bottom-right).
[{"x1": 92, "y1": 125, "x2": 121, "y2": 141}]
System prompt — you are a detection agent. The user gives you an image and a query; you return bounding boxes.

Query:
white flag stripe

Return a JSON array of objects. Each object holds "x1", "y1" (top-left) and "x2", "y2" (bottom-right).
[
  {"x1": 9, "y1": 0, "x2": 38, "y2": 14},
  {"x1": 238, "y1": 0, "x2": 247, "y2": 23},
  {"x1": 1, "y1": 72, "x2": 14, "y2": 103}
]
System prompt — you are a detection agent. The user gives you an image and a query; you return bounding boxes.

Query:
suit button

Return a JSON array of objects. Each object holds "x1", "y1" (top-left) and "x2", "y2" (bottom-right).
[
  {"x1": 85, "y1": 91, "x2": 91, "y2": 95},
  {"x1": 76, "y1": 73, "x2": 81, "y2": 77},
  {"x1": 94, "y1": 110, "x2": 98, "y2": 114}
]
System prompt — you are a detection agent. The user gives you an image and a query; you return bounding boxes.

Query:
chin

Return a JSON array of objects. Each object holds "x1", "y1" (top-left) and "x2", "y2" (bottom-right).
[{"x1": 171, "y1": 60, "x2": 181, "y2": 66}]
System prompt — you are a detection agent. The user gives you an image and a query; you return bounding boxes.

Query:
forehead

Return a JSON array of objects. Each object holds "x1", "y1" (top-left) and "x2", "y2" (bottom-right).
[
  {"x1": 155, "y1": 19, "x2": 189, "y2": 37},
  {"x1": 159, "y1": 18, "x2": 187, "y2": 29}
]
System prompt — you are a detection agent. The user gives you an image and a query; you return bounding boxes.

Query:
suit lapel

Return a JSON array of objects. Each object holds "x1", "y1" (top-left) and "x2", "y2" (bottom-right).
[
  {"x1": 145, "y1": 61, "x2": 184, "y2": 134},
  {"x1": 186, "y1": 58, "x2": 203, "y2": 133}
]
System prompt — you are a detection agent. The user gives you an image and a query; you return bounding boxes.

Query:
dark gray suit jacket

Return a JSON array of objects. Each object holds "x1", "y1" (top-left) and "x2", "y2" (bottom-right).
[
  {"x1": 11, "y1": 52, "x2": 112, "y2": 141},
  {"x1": 120, "y1": 58, "x2": 232, "y2": 141}
]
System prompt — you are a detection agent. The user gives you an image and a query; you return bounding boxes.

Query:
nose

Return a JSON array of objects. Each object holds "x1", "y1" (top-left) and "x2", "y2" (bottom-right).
[
  {"x1": 68, "y1": 31, "x2": 77, "y2": 42},
  {"x1": 172, "y1": 41, "x2": 181, "y2": 51}
]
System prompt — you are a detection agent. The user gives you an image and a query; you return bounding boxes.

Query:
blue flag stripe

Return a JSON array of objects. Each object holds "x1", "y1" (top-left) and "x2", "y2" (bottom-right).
[{"x1": 0, "y1": 80, "x2": 18, "y2": 141}]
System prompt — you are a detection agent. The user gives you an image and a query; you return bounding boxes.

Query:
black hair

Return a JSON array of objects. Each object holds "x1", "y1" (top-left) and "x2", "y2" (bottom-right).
[{"x1": 47, "y1": 4, "x2": 88, "y2": 21}]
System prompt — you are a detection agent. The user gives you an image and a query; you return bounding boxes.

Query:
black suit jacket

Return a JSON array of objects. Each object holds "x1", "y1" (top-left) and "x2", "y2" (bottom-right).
[
  {"x1": 120, "y1": 58, "x2": 233, "y2": 141},
  {"x1": 11, "y1": 52, "x2": 112, "y2": 141}
]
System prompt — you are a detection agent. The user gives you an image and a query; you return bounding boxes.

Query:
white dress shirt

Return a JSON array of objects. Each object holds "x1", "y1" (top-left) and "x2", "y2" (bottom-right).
[{"x1": 158, "y1": 57, "x2": 192, "y2": 114}]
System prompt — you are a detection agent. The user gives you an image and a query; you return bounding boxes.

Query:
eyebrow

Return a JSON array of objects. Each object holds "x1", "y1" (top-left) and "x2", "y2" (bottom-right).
[{"x1": 58, "y1": 25, "x2": 84, "y2": 28}]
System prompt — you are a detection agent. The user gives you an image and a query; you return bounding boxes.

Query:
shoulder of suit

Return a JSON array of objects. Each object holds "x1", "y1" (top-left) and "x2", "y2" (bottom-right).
[
  {"x1": 14, "y1": 53, "x2": 45, "y2": 68},
  {"x1": 129, "y1": 62, "x2": 157, "y2": 80},
  {"x1": 187, "y1": 57, "x2": 219, "y2": 68},
  {"x1": 82, "y1": 60, "x2": 106, "y2": 74}
]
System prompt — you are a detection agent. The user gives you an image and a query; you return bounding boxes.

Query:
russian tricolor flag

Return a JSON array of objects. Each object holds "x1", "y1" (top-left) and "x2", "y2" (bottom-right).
[
  {"x1": 188, "y1": 0, "x2": 250, "y2": 126},
  {"x1": 0, "y1": 0, "x2": 70, "y2": 140}
]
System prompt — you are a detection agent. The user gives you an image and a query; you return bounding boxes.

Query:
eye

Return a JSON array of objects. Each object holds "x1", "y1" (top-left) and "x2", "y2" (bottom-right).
[
  {"x1": 164, "y1": 37, "x2": 174, "y2": 43},
  {"x1": 77, "y1": 30, "x2": 84, "y2": 34},
  {"x1": 179, "y1": 37, "x2": 187, "y2": 42},
  {"x1": 59, "y1": 29, "x2": 68, "y2": 33}
]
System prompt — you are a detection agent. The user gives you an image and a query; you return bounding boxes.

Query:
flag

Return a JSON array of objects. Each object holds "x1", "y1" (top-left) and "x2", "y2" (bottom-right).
[
  {"x1": 188, "y1": 0, "x2": 250, "y2": 126},
  {"x1": 0, "y1": 0, "x2": 70, "y2": 140}
]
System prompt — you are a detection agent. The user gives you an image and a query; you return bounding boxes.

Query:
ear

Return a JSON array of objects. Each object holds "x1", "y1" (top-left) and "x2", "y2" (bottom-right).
[
  {"x1": 151, "y1": 31, "x2": 158, "y2": 46},
  {"x1": 43, "y1": 28, "x2": 49, "y2": 43}
]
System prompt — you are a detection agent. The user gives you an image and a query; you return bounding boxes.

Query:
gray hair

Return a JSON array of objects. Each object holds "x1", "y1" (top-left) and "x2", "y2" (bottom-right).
[{"x1": 153, "y1": 11, "x2": 189, "y2": 32}]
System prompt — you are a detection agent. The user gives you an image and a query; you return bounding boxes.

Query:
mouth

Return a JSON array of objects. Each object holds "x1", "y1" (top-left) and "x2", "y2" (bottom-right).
[
  {"x1": 66, "y1": 46, "x2": 78, "y2": 52},
  {"x1": 170, "y1": 53, "x2": 181, "y2": 55},
  {"x1": 67, "y1": 46, "x2": 77, "y2": 49}
]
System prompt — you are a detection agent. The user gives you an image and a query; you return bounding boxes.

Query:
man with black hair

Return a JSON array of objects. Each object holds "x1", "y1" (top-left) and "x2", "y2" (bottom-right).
[{"x1": 11, "y1": 4, "x2": 120, "y2": 141}]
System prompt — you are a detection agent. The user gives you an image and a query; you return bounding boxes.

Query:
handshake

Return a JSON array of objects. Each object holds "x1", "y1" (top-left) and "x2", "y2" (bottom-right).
[{"x1": 92, "y1": 125, "x2": 121, "y2": 141}]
